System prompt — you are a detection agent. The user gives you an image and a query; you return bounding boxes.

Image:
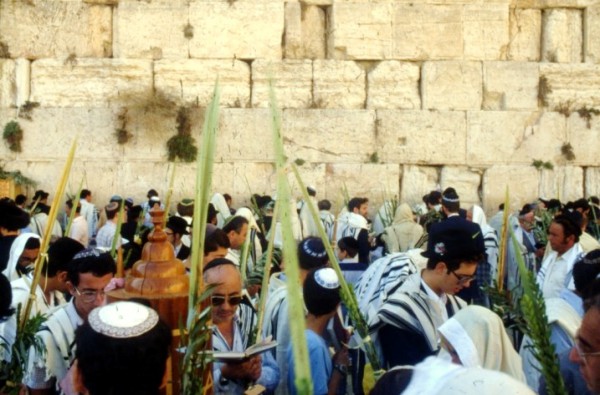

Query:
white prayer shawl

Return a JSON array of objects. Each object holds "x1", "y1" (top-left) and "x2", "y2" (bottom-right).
[
  {"x1": 402, "y1": 357, "x2": 535, "y2": 395},
  {"x1": 438, "y1": 305, "x2": 526, "y2": 382},
  {"x1": 372, "y1": 200, "x2": 395, "y2": 236},
  {"x1": 471, "y1": 205, "x2": 500, "y2": 285},
  {"x1": 319, "y1": 210, "x2": 335, "y2": 242},
  {"x1": 381, "y1": 203, "x2": 424, "y2": 253},
  {"x1": 299, "y1": 196, "x2": 320, "y2": 238},
  {"x1": 506, "y1": 222, "x2": 536, "y2": 293},
  {"x1": 579, "y1": 231, "x2": 600, "y2": 253},
  {"x1": 2, "y1": 233, "x2": 40, "y2": 282},
  {"x1": 536, "y1": 243, "x2": 583, "y2": 299},
  {"x1": 374, "y1": 273, "x2": 466, "y2": 355},
  {"x1": 79, "y1": 199, "x2": 98, "y2": 238},
  {"x1": 211, "y1": 193, "x2": 232, "y2": 228},
  {"x1": 30, "y1": 213, "x2": 62, "y2": 242},
  {"x1": 519, "y1": 296, "x2": 582, "y2": 390},
  {"x1": 11, "y1": 275, "x2": 66, "y2": 316},
  {"x1": 25, "y1": 301, "x2": 82, "y2": 389},
  {"x1": 271, "y1": 200, "x2": 302, "y2": 249},
  {"x1": 336, "y1": 211, "x2": 369, "y2": 243}
]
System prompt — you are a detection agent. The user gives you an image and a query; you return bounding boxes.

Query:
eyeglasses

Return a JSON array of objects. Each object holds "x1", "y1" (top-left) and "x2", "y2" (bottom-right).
[
  {"x1": 73, "y1": 286, "x2": 106, "y2": 303},
  {"x1": 450, "y1": 271, "x2": 476, "y2": 285},
  {"x1": 574, "y1": 333, "x2": 600, "y2": 364},
  {"x1": 211, "y1": 294, "x2": 243, "y2": 307}
]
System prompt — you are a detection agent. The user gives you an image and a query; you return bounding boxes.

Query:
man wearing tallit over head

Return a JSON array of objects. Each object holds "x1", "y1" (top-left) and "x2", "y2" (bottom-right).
[{"x1": 380, "y1": 203, "x2": 423, "y2": 254}]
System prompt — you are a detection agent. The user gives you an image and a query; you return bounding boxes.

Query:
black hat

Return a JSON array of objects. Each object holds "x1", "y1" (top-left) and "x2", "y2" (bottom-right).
[
  {"x1": 0, "y1": 200, "x2": 30, "y2": 230},
  {"x1": 166, "y1": 216, "x2": 189, "y2": 235},
  {"x1": 298, "y1": 237, "x2": 328, "y2": 270},
  {"x1": 422, "y1": 222, "x2": 485, "y2": 262},
  {"x1": 32, "y1": 190, "x2": 49, "y2": 201},
  {"x1": 338, "y1": 236, "x2": 359, "y2": 251}
]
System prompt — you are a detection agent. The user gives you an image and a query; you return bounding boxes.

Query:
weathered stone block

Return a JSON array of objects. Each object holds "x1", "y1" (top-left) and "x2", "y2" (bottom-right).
[
  {"x1": 15, "y1": 59, "x2": 30, "y2": 107},
  {"x1": 540, "y1": 64, "x2": 600, "y2": 109},
  {"x1": 422, "y1": 61, "x2": 483, "y2": 110},
  {"x1": 566, "y1": 114, "x2": 600, "y2": 165},
  {"x1": 0, "y1": 1, "x2": 112, "y2": 59},
  {"x1": 16, "y1": 108, "x2": 121, "y2": 161},
  {"x1": 216, "y1": 109, "x2": 274, "y2": 162},
  {"x1": 483, "y1": 62, "x2": 539, "y2": 110},
  {"x1": 463, "y1": 4, "x2": 509, "y2": 60},
  {"x1": 393, "y1": 4, "x2": 463, "y2": 60},
  {"x1": 30, "y1": 59, "x2": 153, "y2": 107},
  {"x1": 313, "y1": 60, "x2": 366, "y2": 109},
  {"x1": 0, "y1": 109, "x2": 18, "y2": 160},
  {"x1": 121, "y1": 106, "x2": 181, "y2": 161},
  {"x1": 324, "y1": 163, "x2": 401, "y2": 216},
  {"x1": 508, "y1": 8, "x2": 541, "y2": 61},
  {"x1": 367, "y1": 61, "x2": 420, "y2": 109},
  {"x1": 189, "y1": 1, "x2": 284, "y2": 59},
  {"x1": 284, "y1": 3, "x2": 326, "y2": 59},
  {"x1": 399, "y1": 165, "x2": 440, "y2": 207},
  {"x1": 114, "y1": 0, "x2": 190, "y2": 59},
  {"x1": 287, "y1": 163, "x2": 328, "y2": 204},
  {"x1": 281, "y1": 109, "x2": 376, "y2": 163},
  {"x1": 538, "y1": 166, "x2": 583, "y2": 202},
  {"x1": 251, "y1": 60, "x2": 313, "y2": 109},
  {"x1": 154, "y1": 60, "x2": 250, "y2": 108},
  {"x1": 585, "y1": 167, "x2": 600, "y2": 199},
  {"x1": 482, "y1": 165, "x2": 540, "y2": 214},
  {"x1": 376, "y1": 110, "x2": 467, "y2": 164},
  {"x1": 169, "y1": 162, "x2": 236, "y2": 207},
  {"x1": 0, "y1": 60, "x2": 15, "y2": 108},
  {"x1": 584, "y1": 5, "x2": 600, "y2": 63},
  {"x1": 230, "y1": 163, "x2": 276, "y2": 202},
  {"x1": 328, "y1": 3, "x2": 393, "y2": 60},
  {"x1": 440, "y1": 166, "x2": 482, "y2": 207},
  {"x1": 466, "y1": 111, "x2": 566, "y2": 166},
  {"x1": 512, "y1": 0, "x2": 598, "y2": 7},
  {"x1": 542, "y1": 8, "x2": 583, "y2": 63}
]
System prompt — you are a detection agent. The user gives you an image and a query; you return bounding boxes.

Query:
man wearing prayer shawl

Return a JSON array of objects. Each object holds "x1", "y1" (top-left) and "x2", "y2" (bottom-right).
[
  {"x1": 336, "y1": 197, "x2": 371, "y2": 264},
  {"x1": 380, "y1": 203, "x2": 424, "y2": 254},
  {"x1": 372, "y1": 220, "x2": 485, "y2": 367}
]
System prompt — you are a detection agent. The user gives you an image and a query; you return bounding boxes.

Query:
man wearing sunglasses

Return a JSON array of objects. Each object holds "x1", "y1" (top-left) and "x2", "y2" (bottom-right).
[
  {"x1": 25, "y1": 249, "x2": 116, "y2": 395},
  {"x1": 204, "y1": 258, "x2": 279, "y2": 394},
  {"x1": 373, "y1": 220, "x2": 485, "y2": 368}
]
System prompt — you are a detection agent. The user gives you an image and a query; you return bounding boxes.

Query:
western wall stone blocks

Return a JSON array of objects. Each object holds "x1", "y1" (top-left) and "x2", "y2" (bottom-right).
[
  {"x1": 393, "y1": 4, "x2": 463, "y2": 60},
  {"x1": 173, "y1": 162, "x2": 236, "y2": 205},
  {"x1": 584, "y1": 5, "x2": 600, "y2": 63},
  {"x1": 16, "y1": 108, "x2": 121, "y2": 161},
  {"x1": 538, "y1": 166, "x2": 584, "y2": 203},
  {"x1": 0, "y1": 1, "x2": 111, "y2": 59},
  {"x1": 328, "y1": 3, "x2": 393, "y2": 60},
  {"x1": 463, "y1": 4, "x2": 509, "y2": 61},
  {"x1": 366, "y1": 61, "x2": 421, "y2": 110},
  {"x1": 114, "y1": 0, "x2": 190, "y2": 59},
  {"x1": 508, "y1": 8, "x2": 541, "y2": 61},
  {"x1": 440, "y1": 166, "x2": 482, "y2": 208},
  {"x1": 376, "y1": 110, "x2": 467, "y2": 164},
  {"x1": 399, "y1": 165, "x2": 439, "y2": 207},
  {"x1": 30, "y1": 59, "x2": 153, "y2": 107},
  {"x1": 154, "y1": 59, "x2": 250, "y2": 108},
  {"x1": 188, "y1": 1, "x2": 284, "y2": 60},
  {"x1": 512, "y1": 0, "x2": 598, "y2": 7},
  {"x1": 483, "y1": 62, "x2": 539, "y2": 110},
  {"x1": 422, "y1": 61, "x2": 483, "y2": 110},
  {"x1": 284, "y1": 3, "x2": 326, "y2": 59},
  {"x1": 251, "y1": 60, "x2": 313, "y2": 109},
  {"x1": 0, "y1": 60, "x2": 16, "y2": 108},
  {"x1": 313, "y1": 60, "x2": 366, "y2": 109},
  {"x1": 324, "y1": 163, "x2": 400, "y2": 210},
  {"x1": 231, "y1": 163, "x2": 277, "y2": 199},
  {"x1": 281, "y1": 109, "x2": 376, "y2": 163},
  {"x1": 121, "y1": 107, "x2": 182, "y2": 161},
  {"x1": 466, "y1": 111, "x2": 566, "y2": 166},
  {"x1": 540, "y1": 63, "x2": 600, "y2": 109},
  {"x1": 585, "y1": 167, "x2": 600, "y2": 199},
  {"x1": 482, "y1": 165, "x2": 540, "y2": 214},
  {"x1": 216, "y1": 109, "x2": 275, "y2": 162},
  {"x1": 542, "y1": 8, "x2": 583, "y2": 63},
  {"x1": 15, "y1": 59, "x2": 31, "y2": 107},
  {"x1": 566, "y1": 114, "x2": 600, "y2": 165}
]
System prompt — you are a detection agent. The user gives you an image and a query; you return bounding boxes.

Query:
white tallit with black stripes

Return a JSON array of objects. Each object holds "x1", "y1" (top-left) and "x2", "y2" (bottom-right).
[{"x1": 373, "y1": 273, "x2": 467, "y2": 353}]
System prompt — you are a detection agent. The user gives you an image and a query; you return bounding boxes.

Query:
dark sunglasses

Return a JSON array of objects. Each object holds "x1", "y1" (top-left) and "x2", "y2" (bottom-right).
[{"x1": 211, "y1": 295, "x2": 243, "y2": 307}]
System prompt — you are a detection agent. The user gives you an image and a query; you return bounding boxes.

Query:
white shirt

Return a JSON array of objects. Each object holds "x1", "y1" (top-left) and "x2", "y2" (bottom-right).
[
  {"x1": 537, "y1": 243, "x2": 583, "y2": 299},
  {"x1": 68, "y1": 215, "x2": 89, "y2": 247}
]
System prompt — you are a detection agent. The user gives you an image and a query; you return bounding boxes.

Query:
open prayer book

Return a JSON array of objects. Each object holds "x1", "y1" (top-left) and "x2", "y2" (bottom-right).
[{"x1": 212, "y1": 337, "x2": 277, "y2": 362}]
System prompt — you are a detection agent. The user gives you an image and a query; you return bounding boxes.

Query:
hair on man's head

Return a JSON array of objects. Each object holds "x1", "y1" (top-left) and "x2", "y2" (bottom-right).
[
  {"x1": 222, "y1": 216, "x2": 249, "y2": 234},
  {"x1": 348, "y1": 197, "x2": 368, "y2": 212},
  {"x1": 318, "y1": 199, "x2": 331, "y2": 211},
  {"x1": 67, "y1": 249, "x2": 116, "y2": 286}
]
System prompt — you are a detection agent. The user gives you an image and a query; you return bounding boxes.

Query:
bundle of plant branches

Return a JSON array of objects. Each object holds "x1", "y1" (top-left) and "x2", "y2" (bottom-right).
[
  {"x1": 0, "y1": 166, "x2": 37, "y2": 187},
  {"x1": 0, "y1": 306, "x2": 46, "y2": 395}
]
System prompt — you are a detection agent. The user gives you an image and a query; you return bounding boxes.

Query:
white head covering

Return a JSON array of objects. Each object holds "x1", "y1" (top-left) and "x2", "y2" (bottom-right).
[
  {"x1": 470, "y1": 205, "x2": 488, "y2": 228},
  {"x1": 210, "y1": 193, "x2": 232, "y2": 228},
  {"x1": 437, "y1": 305, "x2": 526, "y2": 382},
  {"x1": 402, "y1": 356, "x2": 534, "y2": 395},
  {"x1": 394, "y1": 203, "x2": 416, "y2": 225},
  {"x1": 2, "y1": 233, "x2": 41, "y2": 281},
  {"x1": 234, "y1": 207, "x2": 260, "y2": 232}
]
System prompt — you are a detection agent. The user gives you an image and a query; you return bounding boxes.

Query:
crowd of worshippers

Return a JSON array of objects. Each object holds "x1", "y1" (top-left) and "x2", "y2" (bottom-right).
[{"x1": 1, "y1": 185, "x2": 600, "y2": 395}]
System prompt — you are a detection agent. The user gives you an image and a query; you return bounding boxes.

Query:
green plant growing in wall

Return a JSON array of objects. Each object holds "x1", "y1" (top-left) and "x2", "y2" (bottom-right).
[
  {"x1": 577, "y1": 107, "x2": 600, "y2": 129},
  {"x1": 3, "y1": 121, "x2": 23, "y2": 152},
  {"x1": 18, "y1": 101, "x2": 40, "y2": 121},
  {"x1": 166, "y1": 107, "x2": 198, "y2": 163},
  {"x1": 561, "y1": 143, "x2": 576, "y2": 161},
  {"x1": 368, "y1": 151, "x2": 379, "y2": 163},
  {"x1": 532, "y1": 159, "x2": 554, "y2": 170},
  {"x1": 114, "y1": 108, "x2": 132, "y2": 145}
]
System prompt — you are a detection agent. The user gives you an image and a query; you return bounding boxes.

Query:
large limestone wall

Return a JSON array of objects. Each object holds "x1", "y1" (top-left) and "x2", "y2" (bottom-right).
[{"x1": 1, "y1": 0, "x2": 600, "y2": 216}]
